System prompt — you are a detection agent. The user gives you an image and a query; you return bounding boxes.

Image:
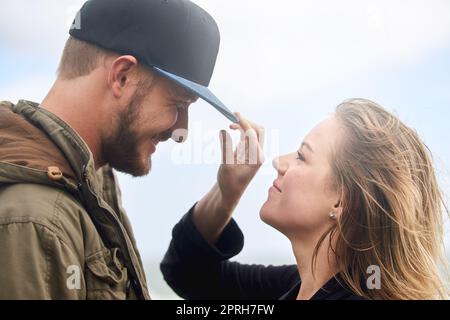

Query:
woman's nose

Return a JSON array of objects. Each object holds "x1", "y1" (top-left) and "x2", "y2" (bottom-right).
[{"x1": 272, "y1": 154, "x2": 289, "y2": 175}]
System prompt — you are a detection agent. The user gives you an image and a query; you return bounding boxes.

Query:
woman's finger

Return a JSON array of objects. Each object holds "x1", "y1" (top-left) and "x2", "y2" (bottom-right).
[
  {"x1": 236, "y1": 112, "x2": 253, "y2": 133},
  {"x1": 246, "y1": 119, "x2": 265, "y2": 147},
  {"x1": 219, "y1": 130, "x2": 233, "y2": 165},
  {"x1": 234, "y1": 113, "x2": 265, "y2": 146},
  {"x1": 229, "y1": 113, "x2": 265, "y2": 165}
]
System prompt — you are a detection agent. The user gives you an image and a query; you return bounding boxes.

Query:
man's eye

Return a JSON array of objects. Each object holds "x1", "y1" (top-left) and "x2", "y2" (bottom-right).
[
  {"x1": 174, "y1": 102, "x2": 187, "y2": 111},
  {"x1": 297, "y1": 151, "x2": 305, "y2": 162}
]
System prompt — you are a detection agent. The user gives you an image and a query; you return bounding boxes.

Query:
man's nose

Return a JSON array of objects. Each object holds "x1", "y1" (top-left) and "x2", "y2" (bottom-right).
[
  {"x1": 272, "y1": 154, "x2": 289, "y2": 176},
  {"x1": 171, "y1": 108, "x2": 189, "y2": 143}
]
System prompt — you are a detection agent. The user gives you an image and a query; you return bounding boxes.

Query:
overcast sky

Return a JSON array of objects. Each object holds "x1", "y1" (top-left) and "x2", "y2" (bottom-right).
[{"x1": 1, "y1": 0, "x2": 449, "y2": 299}]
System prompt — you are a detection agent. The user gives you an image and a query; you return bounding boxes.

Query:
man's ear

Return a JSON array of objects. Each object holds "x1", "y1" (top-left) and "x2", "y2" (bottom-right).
[{"x1": 108, "y1": 55, "x2": 139, "y2": 98}]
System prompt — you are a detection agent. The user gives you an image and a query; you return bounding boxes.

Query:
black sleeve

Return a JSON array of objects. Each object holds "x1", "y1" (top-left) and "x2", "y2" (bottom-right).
[{"x1": 160, "y1": 204, "x2": 299, "y2": 300}]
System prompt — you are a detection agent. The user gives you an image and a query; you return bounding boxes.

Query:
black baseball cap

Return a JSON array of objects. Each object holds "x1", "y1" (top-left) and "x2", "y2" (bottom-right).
[{"x1": 69, "y1": 0, "x2": 238, "y2": 123}]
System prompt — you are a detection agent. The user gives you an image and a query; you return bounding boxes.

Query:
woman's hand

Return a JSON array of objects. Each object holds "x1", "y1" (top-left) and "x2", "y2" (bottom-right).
[
  {"x1": 218, "y1": 113, "x2": 265, "y2": 206},
  {"x1": 192, "y1": 113, "x2": 265, "y2": 245}
]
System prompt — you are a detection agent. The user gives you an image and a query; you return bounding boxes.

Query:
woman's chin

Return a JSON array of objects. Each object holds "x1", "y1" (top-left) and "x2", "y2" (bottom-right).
[{"x1": 259, "y1": 202, "x2": 275, "y2": 225}]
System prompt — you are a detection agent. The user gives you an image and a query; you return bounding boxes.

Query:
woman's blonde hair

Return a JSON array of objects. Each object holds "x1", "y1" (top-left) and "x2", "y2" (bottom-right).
[{"x1": 317, "y1": 98, "x2": 449, "y2": 299}]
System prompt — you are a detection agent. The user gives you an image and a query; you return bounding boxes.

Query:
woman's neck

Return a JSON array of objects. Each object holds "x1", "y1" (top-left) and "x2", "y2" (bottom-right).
[{"x1": 291, "y1": 233, "x2": 339, "y2": 300}]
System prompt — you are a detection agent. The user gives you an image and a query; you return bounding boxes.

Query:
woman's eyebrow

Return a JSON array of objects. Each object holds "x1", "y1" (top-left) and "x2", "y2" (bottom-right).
[{"x1": 301, "y1": 142, "x2": 314, "y2": 153}]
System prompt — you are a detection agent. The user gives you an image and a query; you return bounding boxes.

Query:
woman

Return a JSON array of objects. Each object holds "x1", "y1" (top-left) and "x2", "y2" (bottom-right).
[{"x1": 161, "y1": 99, "x2": 449, "y2": 300}]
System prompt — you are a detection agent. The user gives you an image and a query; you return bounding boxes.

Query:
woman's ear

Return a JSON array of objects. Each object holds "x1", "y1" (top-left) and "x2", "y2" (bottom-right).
[{"x1": 333, "y1": 200, "x2": 343, "y2": 219}]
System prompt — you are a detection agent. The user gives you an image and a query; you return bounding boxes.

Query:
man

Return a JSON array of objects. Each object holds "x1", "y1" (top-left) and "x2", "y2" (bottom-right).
[{"x1": 0, "y1": 0, "x2": 238, "y2": 299}]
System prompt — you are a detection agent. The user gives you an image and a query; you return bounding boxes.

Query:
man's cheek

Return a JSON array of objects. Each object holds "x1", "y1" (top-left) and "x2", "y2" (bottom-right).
[{"x1": 165, "y1": 107, "x2": 180, "y2": 126}]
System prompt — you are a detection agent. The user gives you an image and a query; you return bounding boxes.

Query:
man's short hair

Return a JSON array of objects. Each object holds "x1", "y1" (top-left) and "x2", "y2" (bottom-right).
[
  {"x1": 57, "y1": 36, "x2": 116, "y2": 80},
  {"x1": 57, "y1": 36, "x2": 155, "y2": 90}
]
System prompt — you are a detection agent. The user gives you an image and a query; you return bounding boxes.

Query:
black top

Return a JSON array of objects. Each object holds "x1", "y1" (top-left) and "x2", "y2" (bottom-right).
[{"x1": 160, "y1": 205, "x2": 364, "y2": 300}]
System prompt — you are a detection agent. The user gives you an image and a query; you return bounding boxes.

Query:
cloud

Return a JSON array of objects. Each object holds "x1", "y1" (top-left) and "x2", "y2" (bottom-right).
[
  {"x1": 194, "y1": 0, "x2": 450, "y2": 109},
  {"x1": 2, "y1": 0, "x2": 450, "y2": 111},
  {"x1": 2, "y1": 0, "x2": 450, "y2": 118},
  {"x1": 0, "y1": 74, "x2": 54, "y2": 103},
  {"x1": 0, "y1": 0, "x2": 85, "y2": 57}
]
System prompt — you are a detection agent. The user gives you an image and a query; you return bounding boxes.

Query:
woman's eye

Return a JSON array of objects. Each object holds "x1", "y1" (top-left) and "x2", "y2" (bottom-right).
[{"x1": 297, "y1": 151, "x2": 305, "y2": 162}]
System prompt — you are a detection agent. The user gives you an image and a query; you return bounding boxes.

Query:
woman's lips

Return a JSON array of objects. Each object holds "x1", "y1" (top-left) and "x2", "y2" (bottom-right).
[{"x1": 270, "y1": 180, "x2": 282, "y2": 193}]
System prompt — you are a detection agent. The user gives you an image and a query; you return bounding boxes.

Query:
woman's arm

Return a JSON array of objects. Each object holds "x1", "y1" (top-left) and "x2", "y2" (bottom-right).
[
  {"x1": 161, "y1": 206, "x2": 299, "y2": 300},
  {"x1": 191, "y1": 183, "x2": 235, "y2": 246}
]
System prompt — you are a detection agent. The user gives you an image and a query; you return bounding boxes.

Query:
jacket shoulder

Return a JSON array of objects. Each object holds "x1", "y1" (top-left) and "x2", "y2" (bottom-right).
[
  {"x1": 0, "y1": 183, "x2": 104, "y2": 257},
  {"x1": 0, "y1": 101, "x2": 14, "y2": 108},
  {"x1": 0, "y1": 183, "x2": 80, "y2": 221}
]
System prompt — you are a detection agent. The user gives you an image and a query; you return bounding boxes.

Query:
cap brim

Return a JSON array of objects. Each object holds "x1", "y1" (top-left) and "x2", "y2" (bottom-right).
[{"x1": 153, "y1": 67, "x2": 239, "y2": 123}]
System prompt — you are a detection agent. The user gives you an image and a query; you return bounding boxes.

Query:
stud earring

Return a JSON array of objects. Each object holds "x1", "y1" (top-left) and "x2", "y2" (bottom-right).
[{"x1": 329, "y1": 212, "x2": 337, "y2": 220}]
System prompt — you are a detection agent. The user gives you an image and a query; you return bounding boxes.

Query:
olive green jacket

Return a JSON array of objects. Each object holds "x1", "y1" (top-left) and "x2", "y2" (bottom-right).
[{"x1": 0, "y1": 100, "x2": 150, "y2": 299}]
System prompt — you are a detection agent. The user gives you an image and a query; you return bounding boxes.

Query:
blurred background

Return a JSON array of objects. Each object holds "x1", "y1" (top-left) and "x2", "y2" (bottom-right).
[{"x1": 1, "y1": 0, "x2": 449, "y2": 299}]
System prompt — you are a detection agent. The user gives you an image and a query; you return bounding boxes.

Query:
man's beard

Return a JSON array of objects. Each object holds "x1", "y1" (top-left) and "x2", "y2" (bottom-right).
[{"x1": 102, "y1": 93, "x2": 151, "y2": 177}]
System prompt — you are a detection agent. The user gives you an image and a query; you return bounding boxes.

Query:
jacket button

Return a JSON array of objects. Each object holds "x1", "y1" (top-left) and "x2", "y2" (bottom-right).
[{"x1": 47, "y1": 166, "x2": 63, "y2": 181}]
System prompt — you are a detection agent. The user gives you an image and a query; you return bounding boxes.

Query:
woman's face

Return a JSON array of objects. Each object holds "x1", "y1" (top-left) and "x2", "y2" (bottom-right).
[{"x1": 260, "y1": 117, "x2": 344, "y2": 239}]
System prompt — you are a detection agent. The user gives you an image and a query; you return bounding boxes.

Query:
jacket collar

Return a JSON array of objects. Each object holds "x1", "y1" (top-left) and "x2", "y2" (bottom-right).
[{"x1": 12, "y1": 100, "x2": 98, "y2": 190}]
